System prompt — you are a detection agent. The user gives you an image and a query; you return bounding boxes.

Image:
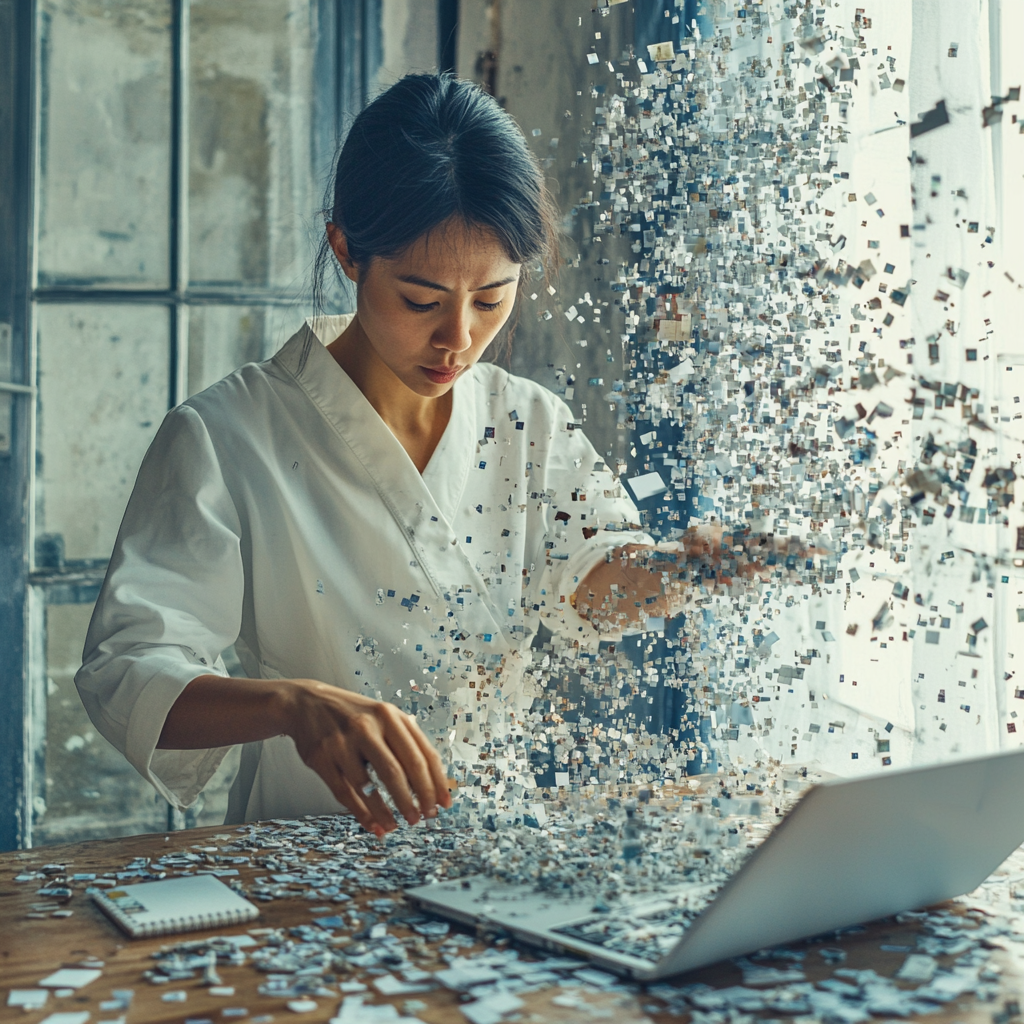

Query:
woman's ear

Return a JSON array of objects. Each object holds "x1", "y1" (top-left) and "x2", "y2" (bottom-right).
[{"x1": 326, "y1": 223, "x2": 360, "y2": 284}]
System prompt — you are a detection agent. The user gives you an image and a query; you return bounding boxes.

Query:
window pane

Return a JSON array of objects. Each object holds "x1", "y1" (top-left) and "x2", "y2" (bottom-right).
[
  {"x1": 189, "y1": 0, "x2": 318, "y2": 289},
  {"x1": 36, "y1": 304, "x2": 171, "y2": 561},
  {"x1": 188, "y1": 304, "x2": 299, "y2": 395},
  {"x1": 35, "y1": 600, "x2": 241, "y2": 845},
  {"x1": 36, "y1": 1, "x2": 172, "y2": 288},
  {"x1": 36, "y1": 601, "x2": 168, "y2": 844}
]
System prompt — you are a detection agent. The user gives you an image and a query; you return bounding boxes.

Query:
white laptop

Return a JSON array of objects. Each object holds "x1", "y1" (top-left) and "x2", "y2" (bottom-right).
[{"x1": 407, "y1": 747, "x2": 1024, "y2": 980}]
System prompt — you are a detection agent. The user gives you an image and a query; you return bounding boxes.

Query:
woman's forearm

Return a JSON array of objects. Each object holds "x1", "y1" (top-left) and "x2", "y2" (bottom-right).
[{"x1": 157, "y1": 674, "x2": 297, "y2": 749}]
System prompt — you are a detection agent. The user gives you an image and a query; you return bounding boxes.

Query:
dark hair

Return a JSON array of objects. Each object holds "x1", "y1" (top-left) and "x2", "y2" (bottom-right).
[{"x1": 312, "y1": 72, "x2": 558, "y2": 342}]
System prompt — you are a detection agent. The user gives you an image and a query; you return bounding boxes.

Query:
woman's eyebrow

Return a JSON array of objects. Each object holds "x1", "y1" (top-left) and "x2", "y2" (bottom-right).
[{"x1": 397, "y1": 274, "x2": 518, "y2": 293}]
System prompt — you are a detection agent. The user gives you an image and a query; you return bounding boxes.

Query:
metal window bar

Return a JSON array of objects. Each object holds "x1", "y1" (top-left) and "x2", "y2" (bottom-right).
[
  {"x1": 438, "y1": 0, "x2": 459, "y2": 75},
  {"x1": 338, "y1": 0, "x2": 381, "y2": 130},
  {"x1": 32, "y1": 287, "x2": 304, "y2": 306},
  {"x1": 0, "y1": 0, "x2": 38, "y2": 853},
  {"x1": 171, "y1": 0, "x2": 190, "y2": 410}
]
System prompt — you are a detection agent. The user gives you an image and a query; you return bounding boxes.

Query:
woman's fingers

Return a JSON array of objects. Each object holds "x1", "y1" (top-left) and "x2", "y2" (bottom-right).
[
  {"x1": 378, "y1": 718, "x2": 438, "y2": 819},
  {"x1": 363, "y1": 787, "x2": 399, "y2": 833},
  {"x1": 307, "y1": 750, "x2": 382, "y2": 834},
  {"x1": 354, "y1": 733, "x2": 422, "y2": 826},
  {"x1": 305, "y1": 727, "x2": 399, "y2": 836},
  {"x1": 335, "y1": 775, "x2": 393, "y2": 838},
  {"x1": 335, "y1": 746, "x2": 400, "y2": 833},
  {"x1": 405, "y1": 717, "x2": 453, "y2": 808}
]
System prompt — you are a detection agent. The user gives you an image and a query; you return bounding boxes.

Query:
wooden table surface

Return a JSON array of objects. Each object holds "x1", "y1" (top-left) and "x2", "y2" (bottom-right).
[{"x1": 2, "y1": 821, "x2": 1023, "y2": 1024}]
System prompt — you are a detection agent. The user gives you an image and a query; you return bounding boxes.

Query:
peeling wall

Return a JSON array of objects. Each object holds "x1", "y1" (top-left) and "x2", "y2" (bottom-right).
[
  {"x1": 459, "y1": 0, "x2": 635, "y2": 465},
  {"x1": 379, "y1": 0, "x2": 439, "y2": 86}
]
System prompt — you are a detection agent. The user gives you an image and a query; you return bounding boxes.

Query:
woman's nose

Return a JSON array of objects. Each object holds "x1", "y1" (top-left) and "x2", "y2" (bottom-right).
[{"x1": 432, "y1": 305, "x2": 474, "y2": 352}]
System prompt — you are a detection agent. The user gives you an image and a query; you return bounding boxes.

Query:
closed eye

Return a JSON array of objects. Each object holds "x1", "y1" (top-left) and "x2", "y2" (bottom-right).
[{"x1": 403, "y1": 297, "x2": 504, "y2": 313}]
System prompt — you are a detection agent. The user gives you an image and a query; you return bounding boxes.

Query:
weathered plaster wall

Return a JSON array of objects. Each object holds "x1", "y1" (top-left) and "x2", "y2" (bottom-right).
[
  {"x1": 459, "y1": 0, "x2": 635, "y2": 465},
  {"x1": 379, "y1": 0, "x2": 439, "y2": 87}
]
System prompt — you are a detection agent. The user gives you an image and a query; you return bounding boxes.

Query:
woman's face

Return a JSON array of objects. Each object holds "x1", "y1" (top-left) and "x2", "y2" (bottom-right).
[{"x1": 329, "y1": 218, "x2": 521, "y2": 397}]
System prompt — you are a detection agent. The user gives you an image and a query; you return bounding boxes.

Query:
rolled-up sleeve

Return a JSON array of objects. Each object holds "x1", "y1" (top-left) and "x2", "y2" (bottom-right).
[{"x1": 75, "y1": 403, "x2": 244, "y2": 810}]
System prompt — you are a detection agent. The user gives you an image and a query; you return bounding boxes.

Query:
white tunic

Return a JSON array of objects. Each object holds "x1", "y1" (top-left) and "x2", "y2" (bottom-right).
[{"x1": 75, "y1": 316, "x2": 647, "y2": 822}]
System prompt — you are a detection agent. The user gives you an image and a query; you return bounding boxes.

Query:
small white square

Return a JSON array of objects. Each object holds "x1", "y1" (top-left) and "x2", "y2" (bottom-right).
[
  {"x1": 38, "y1": 969, "x2": 102, "y2": 990},
  {"x1": 8, "y1": 990, "x2": 48, "y2": 1009},
  {"x1": 629, "y1": 471, "x2": 667, "y2": 501},
  {"x1": 39, "y1": 1014, "x2": 91, "y2": 1024}
]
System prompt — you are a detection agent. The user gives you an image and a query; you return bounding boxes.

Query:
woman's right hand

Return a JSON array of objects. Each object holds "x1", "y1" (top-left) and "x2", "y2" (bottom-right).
[
  {"x1": 158, "y1": 673, "x2": 452, "y2": 838},
  {"x1": 283, "y1": 679, "x2": 452, "y2": 836}
]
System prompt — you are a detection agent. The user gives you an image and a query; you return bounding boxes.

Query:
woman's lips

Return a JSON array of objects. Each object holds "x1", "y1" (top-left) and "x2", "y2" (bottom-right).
[{"x1": 422, "y1": 365, "x2": 461, "y2": 384}]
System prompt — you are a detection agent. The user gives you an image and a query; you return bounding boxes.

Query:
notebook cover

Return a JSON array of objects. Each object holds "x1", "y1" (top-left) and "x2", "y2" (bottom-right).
[{"x1": 89, "y1": 873, "x2": 259, "y2": 938}]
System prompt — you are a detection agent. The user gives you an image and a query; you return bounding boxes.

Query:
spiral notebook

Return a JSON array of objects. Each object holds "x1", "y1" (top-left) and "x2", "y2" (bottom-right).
[{"x1": 90, "y1": 873, "x2": 259, "y2": 938}]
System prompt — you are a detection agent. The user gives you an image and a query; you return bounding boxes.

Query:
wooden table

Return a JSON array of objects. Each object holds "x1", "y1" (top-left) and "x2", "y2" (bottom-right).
[{"x1": 2, "y1": 822, "x2": 1023, "y2": 1024}]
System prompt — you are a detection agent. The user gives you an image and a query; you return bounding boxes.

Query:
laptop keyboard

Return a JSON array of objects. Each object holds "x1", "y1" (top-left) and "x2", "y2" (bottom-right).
[{"x1": 551, "y1": 889, "x2": 719, "y2": 963}]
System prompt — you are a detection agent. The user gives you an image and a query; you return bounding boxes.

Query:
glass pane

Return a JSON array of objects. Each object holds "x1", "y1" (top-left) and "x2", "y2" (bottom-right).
[
  {"x1": 35, "y1": 600, "x2": 241, "y2": 845},
  {"x1": 36, "y1": 304, "x2": 171, "y2": 562},
  {"x1": 36, "y1": 601, "x2": 168, "y2": 844},
  {"x1": 36, "y1": 1, "x2": 172, "y2": 288},
  {"x1": 188, "y1": 304, "x2": 299, "y2": 395},
  {"x1": 189, "y1": 0, "x2": 317, "y2": 288}
]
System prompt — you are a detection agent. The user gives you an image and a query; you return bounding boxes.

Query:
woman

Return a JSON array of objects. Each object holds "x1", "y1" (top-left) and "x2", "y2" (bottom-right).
[{"x1": 75, "y1": 73, "x2": 687, "y2": 837}]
